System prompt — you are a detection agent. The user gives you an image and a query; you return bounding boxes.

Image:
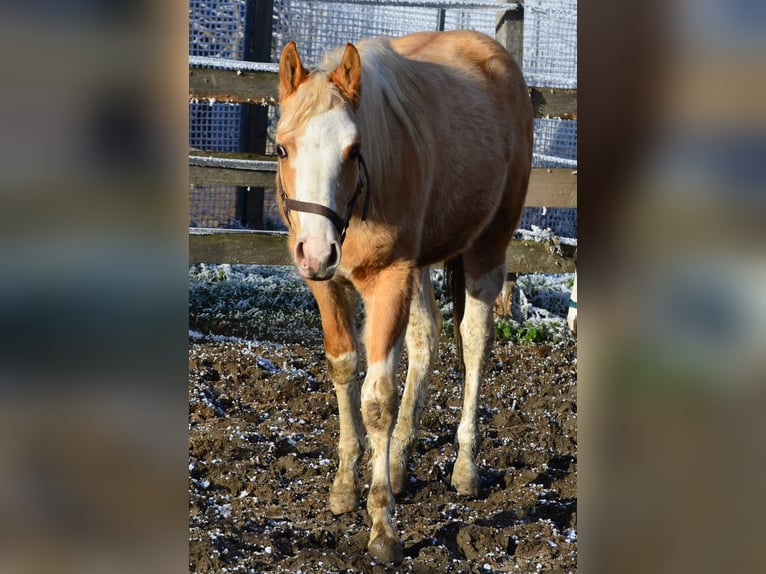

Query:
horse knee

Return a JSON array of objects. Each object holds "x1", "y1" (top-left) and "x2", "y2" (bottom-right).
[
  {"x1": 361, "y1": 378, "x2": 397, "y2": 432},
  {"x1": 327, "y1": 351, "x2": 358, "y2": 384},
  {"x1": 362, "y1": 393, "x2": 396, "y2": 431}
]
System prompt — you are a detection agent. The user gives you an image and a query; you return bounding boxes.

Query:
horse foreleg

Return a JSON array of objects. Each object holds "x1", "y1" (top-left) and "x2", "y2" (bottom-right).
[
  {"x1": 356, "y1": 264, "x2": 413, "y2": 565},
  {"x1": 390, "y1": 267, "x2": 440, "y2": 495},
  {"x1": 452, "y1": 263, "x2": 505, "y2": 497},
  {"x1": 309, "y1": 279, "x2": 364, "y2": 515},
  {"x1": 327, "y1": 350, "x2": 364, "y2": 514}
]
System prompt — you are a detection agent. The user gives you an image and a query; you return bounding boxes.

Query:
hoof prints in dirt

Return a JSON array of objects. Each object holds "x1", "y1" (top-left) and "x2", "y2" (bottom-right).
[{"x1": 190, "y1": 336, "x2": 576, "y2": 573}]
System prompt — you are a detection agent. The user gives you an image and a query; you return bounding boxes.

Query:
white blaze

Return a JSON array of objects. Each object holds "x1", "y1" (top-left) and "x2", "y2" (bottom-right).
[{"x1": 293, "y1": 107, "x2": 359, "y2": 238}]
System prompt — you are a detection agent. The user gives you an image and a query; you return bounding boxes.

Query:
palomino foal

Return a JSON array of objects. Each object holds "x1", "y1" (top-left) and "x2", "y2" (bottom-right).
[{"x1": 275, "y1": 30, "x2": 533, "y2": 564}]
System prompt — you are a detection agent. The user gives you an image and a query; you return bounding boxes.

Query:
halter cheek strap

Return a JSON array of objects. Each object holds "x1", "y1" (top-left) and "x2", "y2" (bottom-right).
[{"x1": 278, "y1": 154, "x2": 370, "y2": 244}]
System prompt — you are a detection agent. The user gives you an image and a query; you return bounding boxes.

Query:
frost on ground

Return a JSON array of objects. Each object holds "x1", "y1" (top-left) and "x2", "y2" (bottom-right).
[
  {"x1": 189, "y1": 262, "x2": 575, "y2": 345},
  {"x1": 189, "y1": 263, "x2": 577, "y2": 573}
]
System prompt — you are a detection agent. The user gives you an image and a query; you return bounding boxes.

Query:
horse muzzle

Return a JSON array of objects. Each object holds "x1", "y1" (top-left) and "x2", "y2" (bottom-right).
[{"x1": 294, "y1": 234, "x2": 341, "y2": 280}]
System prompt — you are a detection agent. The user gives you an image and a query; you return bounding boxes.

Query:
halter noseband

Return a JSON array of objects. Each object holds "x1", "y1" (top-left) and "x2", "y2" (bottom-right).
[{"x1": 278, "y1": 154, "x2": 370, "y2": 244}]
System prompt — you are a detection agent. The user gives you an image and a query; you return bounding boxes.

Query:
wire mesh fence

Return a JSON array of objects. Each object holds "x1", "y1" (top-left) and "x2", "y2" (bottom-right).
[
  {"x1": 271, "y1": 1, "x2": 499, "y2": 64},
  {"x1": 523, "y1": 0, "x2": 577, "y2": 89},
  {"x1": 189, "y1": 0, "x2": 247, "y2": 228}
]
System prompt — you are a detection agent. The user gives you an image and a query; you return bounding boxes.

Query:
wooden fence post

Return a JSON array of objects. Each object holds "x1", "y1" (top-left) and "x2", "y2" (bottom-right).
[
  {"x1": 496, "y1": 1, "x2": 524, "y2": 317},
  {"x1": 496, "y1": 1, "x2": 524, "y2": 65},
  {"x1": 236, "y1": 0, "x2": 275, "y2": 229},
  {"x1": 437, "y1": 8, "x2": 446, "y2": 31}
]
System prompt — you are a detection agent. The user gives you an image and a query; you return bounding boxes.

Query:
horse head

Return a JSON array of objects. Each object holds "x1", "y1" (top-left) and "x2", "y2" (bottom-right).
[{"x1": 276, "y1": 41, "x2": 367, "y2": 281}]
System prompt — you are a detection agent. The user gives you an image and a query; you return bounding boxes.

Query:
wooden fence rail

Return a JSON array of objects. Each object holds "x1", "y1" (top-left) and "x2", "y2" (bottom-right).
[
  {"x1": 189, "y1": 64, "x2": 577, "y2": 120},
  {"x1": 189, "y1": 228, "x2": 576, "y2": 273},
  {"x1": 189, "y1": 151, "x2": 577, "y2": 209}
]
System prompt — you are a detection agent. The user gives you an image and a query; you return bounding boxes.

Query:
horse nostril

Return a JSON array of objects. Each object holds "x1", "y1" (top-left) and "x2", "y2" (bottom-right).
[
  {"x1": 327, "y1": 242, "x2": 340, "y2": 268},
  {"x1": 295, "y1": 241, "x2": 306, "y2": 263}
]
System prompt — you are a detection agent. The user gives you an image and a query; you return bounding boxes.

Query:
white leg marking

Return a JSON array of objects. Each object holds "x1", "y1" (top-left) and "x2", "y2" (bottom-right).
[
  {"x1": 361, "y1": 342, "x2": 404, "y2": 563},
  {"x1": 452, "y1": 264, "x2": 505, "y2": 496},
  {"x1": 327, "y1": 351, "x2": 364, "y2": 514},
  {"x1": 390, "y1": 268, "x2": 440, "y2": 494}
]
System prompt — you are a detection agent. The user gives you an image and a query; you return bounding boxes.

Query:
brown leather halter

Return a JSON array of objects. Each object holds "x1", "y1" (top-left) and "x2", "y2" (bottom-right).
[{"x1": 278, "y1": 154, "x2": 370, "y2": 244}]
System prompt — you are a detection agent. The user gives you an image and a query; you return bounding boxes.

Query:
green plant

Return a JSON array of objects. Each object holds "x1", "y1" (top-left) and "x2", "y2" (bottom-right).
[{"x1": 495, "y1": 319, "x2": 555, "y2": 344}]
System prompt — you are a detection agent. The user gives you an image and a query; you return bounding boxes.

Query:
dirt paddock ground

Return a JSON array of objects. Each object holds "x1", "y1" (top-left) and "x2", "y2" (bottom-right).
[{"x1": 189, "y1": 330, "x2": 577, "y2": 573}]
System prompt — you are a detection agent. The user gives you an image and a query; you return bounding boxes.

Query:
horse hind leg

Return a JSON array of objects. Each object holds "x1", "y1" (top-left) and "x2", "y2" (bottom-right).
[
  {"x1": 390, "y1": 267, "x2": 441, "y2": 495},
  {"x1": 451, "y1": 260, "x2": 505, "y2": 497}
]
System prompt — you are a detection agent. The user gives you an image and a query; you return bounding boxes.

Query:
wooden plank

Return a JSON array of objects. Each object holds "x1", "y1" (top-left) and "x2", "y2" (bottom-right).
[
  {"x1": 189, "y1": 165, "x2": 276, "y2": 188},
  {"x1": 189, "y1": 152, "x2": 576, "y2": 208},
  {"x1": 189, "y1": 66, "x2": 576, "y2": 119},
  {"x1": 525, "y1": 168, "x2": 577, "y2": 208},
  {"x1": 530, "y1": 87, "x2": 577, "y2": 120},
  {"x1": 506, "y1": 239, "x2": 576, "y2": 273},
  {"x1": 189, "y1": 149, "x2": 274, "y2": 162},
  {"x1": 189, "y1": 67, "x2": 279, "y2": 105},
  {"x1": 189, "y1": 229, "x2": 293, "y2": 266},
  {"x1": 189, "y1": 150, "x2": 277, "y2": 187},
  {"x1": 189, "y1": 229, "x2": 575, "y2": 273}
]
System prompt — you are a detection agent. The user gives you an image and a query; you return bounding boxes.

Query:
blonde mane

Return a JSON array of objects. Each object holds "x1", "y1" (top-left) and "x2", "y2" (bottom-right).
[{"x1": 319, "y1": 37, "x2": 433, "y2": 196}]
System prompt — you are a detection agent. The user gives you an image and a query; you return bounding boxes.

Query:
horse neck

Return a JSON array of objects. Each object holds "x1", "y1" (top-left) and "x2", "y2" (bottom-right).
[{"x1": 359, "y1": 101, "x2": 432, "y2": 221}]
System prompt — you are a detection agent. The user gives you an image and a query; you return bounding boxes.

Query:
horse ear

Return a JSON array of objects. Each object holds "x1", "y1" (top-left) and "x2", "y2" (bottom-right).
[
  {"x1": 279, "y1": 41, "x2": 308, "y2": 101},
  {"x1": 330, "y1": 43, "x2": 361, "y2": 105}
]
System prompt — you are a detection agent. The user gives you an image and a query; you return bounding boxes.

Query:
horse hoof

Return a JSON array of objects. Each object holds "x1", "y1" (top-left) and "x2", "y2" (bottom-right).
[
  {"x1": 368, "y1": 534, "x2": 404, "y2": 565},
  {"x1": 451, "y1": 460, "x2": 480, "y2": 497},
  {"x1": 329, "y1": 489, "x2": 359, "y2": 515}
]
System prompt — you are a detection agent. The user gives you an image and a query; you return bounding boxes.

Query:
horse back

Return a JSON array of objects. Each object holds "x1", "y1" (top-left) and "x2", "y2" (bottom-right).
[
  {"x1": 389, "y1": 30, "x2": 533, "y2": 265},
  {"x1": 391, "y1": 30, "x2": 530, "y2": 119}
]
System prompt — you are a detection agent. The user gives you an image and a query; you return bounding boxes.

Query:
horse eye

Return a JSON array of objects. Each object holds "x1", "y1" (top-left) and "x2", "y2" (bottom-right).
[
  {"x1": 348, "y1": 144, "x2": 360, "y2": 160},
  {"x1": 276, "y1": 144, "x2": 288, "y2": 159}
]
